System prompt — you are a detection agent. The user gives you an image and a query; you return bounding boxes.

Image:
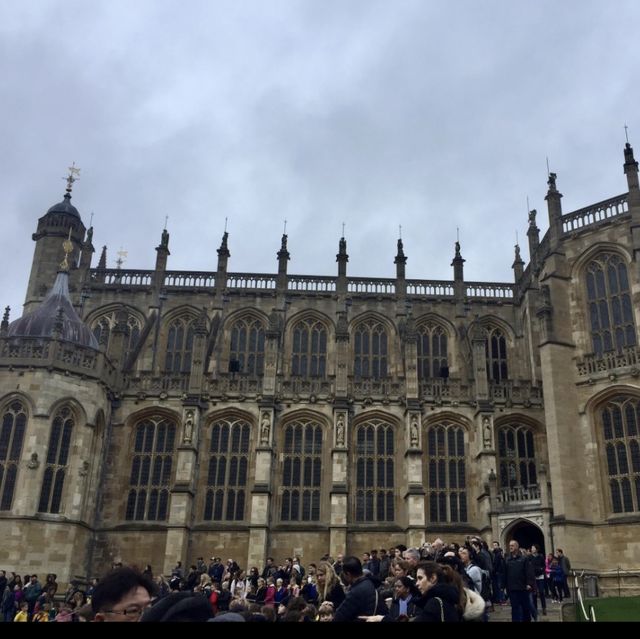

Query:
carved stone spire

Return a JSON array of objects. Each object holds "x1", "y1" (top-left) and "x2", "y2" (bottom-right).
[
  {"x1": 276, "y1": 234, "x2": 290, "y2": 293},
  {"x1": 527, "y1": 209, "x2": 540, "y2": 270},
  {"x1": 336, "y1": 236, "x2": 349, "y2": 294},
  {"x1": 217, "y1": 231, "x2": 230, "y2": 259},
  {"x1": 394, "y1": 238, "x2": 407, "y2": 265},
  {"x1": 155, "y1": 227, "x2": 170, "y2": 275},
  {"x1": 395, "y1": 237, "x2": 407, "y2": 296},
  {"x1": 451, "y1": 241, "x2": 465, "y2": 281},
  {"x1": 97, "y1": 245, "x2": 107, "y2": 270},
  {"x1": 545, "y1": 172, "x2": 563, "y2": 245},
  {"x1": 624, "y1": 142, "x2": 640, "y2": 209},
  {"x1": 216, "y1": 231, "x2": 230, "y2": 291},
  {"x1": 451, "y1": 240, "x2": 465, "y2": 301},
  {"x1": 277, "y1": 234, "x2": 290, "y2": 272},
  {"x1": 0, "y1": 306, "x2": 9, "y2": 336},
  {"x1": 512, "y1": 244, "x2": 524, "y2": 281}
]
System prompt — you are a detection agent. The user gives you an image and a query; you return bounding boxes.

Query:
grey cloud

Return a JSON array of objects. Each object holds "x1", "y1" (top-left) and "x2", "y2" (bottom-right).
[{"x1": 1, "y1": 0, "x2": 639, "y2": 316}]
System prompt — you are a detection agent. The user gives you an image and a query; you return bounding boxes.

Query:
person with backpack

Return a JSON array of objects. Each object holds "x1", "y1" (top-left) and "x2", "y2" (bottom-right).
[{"x1": 458, "y1": 547, "x2": 489, "y2": 621}]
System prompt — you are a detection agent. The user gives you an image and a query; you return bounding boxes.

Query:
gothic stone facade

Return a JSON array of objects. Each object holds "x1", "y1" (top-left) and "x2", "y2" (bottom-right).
[{"x1": 2, "y1": 145, "x2": 640, "y2": 595}]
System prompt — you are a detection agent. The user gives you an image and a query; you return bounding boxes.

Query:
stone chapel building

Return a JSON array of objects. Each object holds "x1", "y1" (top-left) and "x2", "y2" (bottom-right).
[{"x1": 1, "y1": 144, "x2": 640, "y2": 593}]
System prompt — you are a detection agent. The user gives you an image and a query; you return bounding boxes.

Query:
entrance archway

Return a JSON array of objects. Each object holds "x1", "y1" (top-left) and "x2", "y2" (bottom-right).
[{"x1": 504, "y1": 518, "x2": 545, "y2": 553}]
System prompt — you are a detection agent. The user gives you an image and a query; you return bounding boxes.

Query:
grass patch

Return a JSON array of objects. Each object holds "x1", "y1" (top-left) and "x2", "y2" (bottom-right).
[{"x1": 574, "y1": 596, "x2": 640, "y2": 622}]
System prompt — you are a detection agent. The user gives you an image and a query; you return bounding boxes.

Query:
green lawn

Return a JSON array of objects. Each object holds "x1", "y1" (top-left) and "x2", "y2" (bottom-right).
[{"x1": 574, "y1": 596, "x2": 640, "y2": 622}]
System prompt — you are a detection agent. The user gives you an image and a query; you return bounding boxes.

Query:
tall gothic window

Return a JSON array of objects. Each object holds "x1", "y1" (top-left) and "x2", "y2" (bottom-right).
[
  {"x1": 91, "y1": 310, "x2": 142, "y2": 361},
  {"x1": 601, "y1": 396, "x2": 640, "y2": 513},
  {"x1": 291, "y1": 318, "x2": 327, "y2": 377},
  {"x1": 38, "y1": 406, "x2": 74, "y2": 514},
  {"x1": 281, "y1": 420, "x2": 322, "y2": 521},
  {"x1": 164, "y1": 317, "x2": 195, "y2": 372},
  {"x1": 426, "y1": 423, "x2": 467, "y2": 523},
  {"x1": 125, "y1": 416, "x2": 176, "y2": 521},
  {"x1": 229, "y1": 317, "x2": 265, "y2": 375},
  {"x1": 486, "y1": 326, "x2": 508, "y2": 381},
  {"x1": 417, "y1": 323, "x2": 448, "y2": 379},
  {"x1": 586, "y1": 254, "x2": 636, "y2": 356},
  {"x1": 497, "y1": 424, "x2": 537, "y2": 489},
  {"x1": 354, "y1": 320, "x2": 388, "y2": 379},
  {"x1": 354, "y1": 420, "x2": 394, "y2": 521},
  {"x1": 0, "y1": 400, "x2": 27, "y2": 510},
  {"x1": 204, "y1": 418, "x2": 250, "y2": 521}
]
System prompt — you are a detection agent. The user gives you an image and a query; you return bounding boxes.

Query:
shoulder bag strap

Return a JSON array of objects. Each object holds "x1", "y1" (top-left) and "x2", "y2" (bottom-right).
[{"x1": 434, "y1": 596, "x2": 444, "y2": 622}]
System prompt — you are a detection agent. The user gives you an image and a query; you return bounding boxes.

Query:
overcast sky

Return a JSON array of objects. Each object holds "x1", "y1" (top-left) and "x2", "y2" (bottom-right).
[{"x1": 1, "y1": 0, "x2": 638, "y2": 318}]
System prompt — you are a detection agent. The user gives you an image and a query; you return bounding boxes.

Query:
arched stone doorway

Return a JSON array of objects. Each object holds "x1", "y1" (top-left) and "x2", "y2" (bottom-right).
[{"x1": 504, "y1": 518, "x2": 545, "y2": 553}]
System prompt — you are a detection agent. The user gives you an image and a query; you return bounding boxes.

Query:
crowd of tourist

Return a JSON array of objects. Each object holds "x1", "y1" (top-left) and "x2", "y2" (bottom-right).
[{"x1": 0, "y1": 536, "x2": 572, "y2": 622}]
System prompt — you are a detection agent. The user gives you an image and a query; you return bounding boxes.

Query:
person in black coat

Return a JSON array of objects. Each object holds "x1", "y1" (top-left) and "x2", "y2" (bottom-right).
[
  {"x1": 333, "y1": 556, "x2": 389, "y2": 622},
  {"x1": 412, "y1": 561, "x2": 462, "y2": 622},
  {"x1": 359, "y1": 562, "x2": 463, "y2": 623}
]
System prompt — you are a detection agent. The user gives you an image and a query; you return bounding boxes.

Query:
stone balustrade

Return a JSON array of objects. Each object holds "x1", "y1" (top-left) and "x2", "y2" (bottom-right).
[
  {"x1": 279, "y1": 377, "x2": 334, "y2": 397},
  {"x1": 91, "y1": 269, "x2": 154, "y2": 286},
  {"x1": 164, "y1": 271, "x2": 215, "y2": 288},
  {"x1": 125, "y1": 372, "x2": 190, "y2": 394},
  {"x1": 466, "y1": 282, "x2": 514, "y2": 299},
  {"x1": 406, "y1": 280, "x2": 454, "y2": 297},
  {"x1": 204, "y1": 374, "x2": 263, "y2": 396},
  {"x1": 349, "y1": 378, "x2": 405, "y2": 399},
  {"x1": 226, "y1": 273, "x2": 277, "y2": 290},
  {"x1": 562, "y1": 193, "x2": 629, "y2": 234},
  {"x1": 497, "y1": 483, "x2": 541, "y2": 505},
  {"x1": 489, "y1": 380, "x2": 543, "y2": 405},
  {"x1": 287, "y1": 275, "x2": 336, "y2": 292},
  {"x1": 0, "y1": 336, "x2": 118, "y2": 385},
  {"x1": 419, "y1": 378, "x2": 472, "y2": 402},
  {"x1": 347, "y1": 278, "x2": 396, "y2": 295},
  {"x1": 576, "y1": 346, "x2": 640, "y2": 378}
]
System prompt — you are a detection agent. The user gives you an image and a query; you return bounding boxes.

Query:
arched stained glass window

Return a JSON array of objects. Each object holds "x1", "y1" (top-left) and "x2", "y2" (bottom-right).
[
  {"x1": 281, "y1": 420, "x2": 322, "y2": 521},
  {"x1": 91, "y1": 310, "x2": 142, "y2": 361},
  {"x1": 354, "y1": 320, "x2": 388, "y2": 379},
  {"x1": 291, "y1": 318, "x2": 327, "y2": 378},
  {"x1": 586, "y1": 254, "x2": 636, "y2": 356},
  {"x1": 204, "y1": 418, "x2": 250, "y2": 521},
  {"x1": 354, "y1": 420, "x2": 394, "y2": 521},
  {"x1": 164, "y1": 317, "x2": 195, "y2": 373},
  {"x1": 497, "y1": 424, "x2": 537, "y2": 489},
  {"x1": 229, "y1": 317, "x2": 265, "y2": 375},
  {"x1": 0, "y1": 400, "x2": 27, "y2": 511},
  {"x1": 125, "y1": 416, "x2": 176, "y2": 521},
  {"x1": 417, "y1": 323, "x2": 448, "y2": 379},
  {"x1": 486, "y1": 326, "x2": 508, "y2": 381},
  {"x1": 38, "y1": 405, "x2": 74, "y2": 514},
  {"x1": 426, "y1": 422, "x2": 467, "y2": 522},
  {"x1": 602, "y1": 396, "x2": 640, "y2": 513}
]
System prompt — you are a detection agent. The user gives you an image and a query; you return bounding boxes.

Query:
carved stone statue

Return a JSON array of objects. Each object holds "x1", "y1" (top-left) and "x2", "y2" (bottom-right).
[
  {"x1": 183, "y1": 410, "x2": 194, "y2": 444},
  {"x1": 410, "y1": 418, "x2": 419, "y2": 448},
  {"x1": 261, "y1": 412, "x2": 270, "y2": 444},
  {"x1": 79, "y1": 460, "x2": 90, "y2": 476},
  {"x1": 27, "y1": 452, "x2": 39, "y2": 469},
  {"x1": 483, "y1": 416, "x2": 492, "y2": 449},
  {"x1": 336, "y1": 415, "x2": 345, "y2": 446}
]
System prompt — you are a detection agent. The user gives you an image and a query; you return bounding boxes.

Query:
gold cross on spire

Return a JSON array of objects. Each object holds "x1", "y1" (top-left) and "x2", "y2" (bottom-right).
[{"x1": 63, "y1": 162, "x2": 81, "y2": 193}]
